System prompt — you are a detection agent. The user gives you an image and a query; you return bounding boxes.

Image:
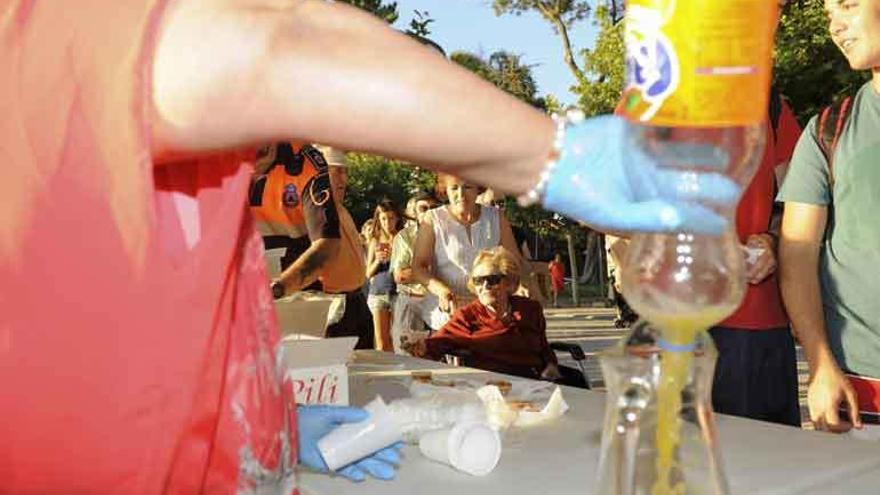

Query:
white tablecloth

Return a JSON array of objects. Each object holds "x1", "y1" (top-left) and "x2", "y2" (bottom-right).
[{"x1": 299, "y1": 352, "x2": 880, "y2": 495}]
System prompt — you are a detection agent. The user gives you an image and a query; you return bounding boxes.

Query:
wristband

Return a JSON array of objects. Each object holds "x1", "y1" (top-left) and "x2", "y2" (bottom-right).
[{"x1": 517, "y1": 110, "x2": 585, "y2": 207}]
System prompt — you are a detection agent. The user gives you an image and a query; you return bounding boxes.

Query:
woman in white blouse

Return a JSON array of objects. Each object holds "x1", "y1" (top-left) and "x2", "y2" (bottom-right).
[{"x1": 412, "y1": 173, "x2": 531, "y2": 329}]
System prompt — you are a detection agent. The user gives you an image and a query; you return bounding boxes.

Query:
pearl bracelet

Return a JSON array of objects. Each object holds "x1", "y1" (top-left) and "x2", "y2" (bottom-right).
[{"x1": 516, "y1": 109, "x2": 585, "y2": 207}]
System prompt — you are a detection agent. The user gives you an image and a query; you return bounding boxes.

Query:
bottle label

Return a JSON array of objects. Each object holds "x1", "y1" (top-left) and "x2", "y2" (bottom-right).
[{"x1": 621, "y1": 0, "x2": 777, "y2": 126}]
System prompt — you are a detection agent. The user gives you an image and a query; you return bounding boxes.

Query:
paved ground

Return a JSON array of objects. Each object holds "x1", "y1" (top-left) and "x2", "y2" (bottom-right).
[{"x1": 543, "y1": 306, "x2": 812, "y2": 425}]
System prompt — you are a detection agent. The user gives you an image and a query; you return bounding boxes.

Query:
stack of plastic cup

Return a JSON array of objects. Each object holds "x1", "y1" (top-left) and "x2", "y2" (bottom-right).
[
  {"x1": 418, "y1": 421, "x2": 501, "y2": 476},
  {"x1": 317, "y1": 396, "x2": 403, "y2": 471}
]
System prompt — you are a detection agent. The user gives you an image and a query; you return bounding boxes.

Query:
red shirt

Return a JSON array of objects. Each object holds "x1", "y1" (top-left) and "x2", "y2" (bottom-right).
[
  {"x1": 425, "y1": 296, "x2": 558, "y2": 378},
  {"x1": 1, "y1": 1, "x2": 295, "y2": 493},
  {"x1": 722, "y1": 99, "x2": 801, "y2": 329}
]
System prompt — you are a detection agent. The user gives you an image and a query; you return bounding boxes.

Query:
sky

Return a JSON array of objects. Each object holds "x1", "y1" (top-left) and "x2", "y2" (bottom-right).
[{"x1": 394, "y1": 0, "x2": 598, "y2": 105}]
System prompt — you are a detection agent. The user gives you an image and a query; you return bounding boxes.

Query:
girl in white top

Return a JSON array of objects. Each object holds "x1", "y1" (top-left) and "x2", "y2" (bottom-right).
[{"x1": 412, "y1": 174, "x2": 531, "y2": 329}]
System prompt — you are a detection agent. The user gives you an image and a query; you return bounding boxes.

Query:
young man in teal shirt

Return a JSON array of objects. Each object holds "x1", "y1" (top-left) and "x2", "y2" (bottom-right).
[{"x1": 778, "y1": 0, "x2": 880, "y2": 436}]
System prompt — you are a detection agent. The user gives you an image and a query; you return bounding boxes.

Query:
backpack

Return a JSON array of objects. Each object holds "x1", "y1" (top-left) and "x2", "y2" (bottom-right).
[{"x1": 815, "y1": 96, "x2": 855, "y2": 185}]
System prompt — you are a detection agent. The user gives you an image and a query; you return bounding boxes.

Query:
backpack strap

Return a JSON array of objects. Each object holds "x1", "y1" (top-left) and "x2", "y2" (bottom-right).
[
  {"x1": 768, "y1": 85, "x2": 783, "y2": 143},
  {"x1": 816, "y1": 96, "x2": 854, "y2": 185}
]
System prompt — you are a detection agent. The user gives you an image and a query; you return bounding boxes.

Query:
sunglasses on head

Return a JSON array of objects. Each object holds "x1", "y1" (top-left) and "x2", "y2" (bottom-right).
[{"x1": 472, "y1": 274, "x2": 504, "y2": 287}]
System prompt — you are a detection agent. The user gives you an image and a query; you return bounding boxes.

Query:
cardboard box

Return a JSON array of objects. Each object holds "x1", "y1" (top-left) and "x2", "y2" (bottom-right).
[
  {"x1": 274, "y1": 293, "x2": 344, "y2": 339},
  {"x1": 280, "y1": 336, "x2": 358, "y2": 405}
]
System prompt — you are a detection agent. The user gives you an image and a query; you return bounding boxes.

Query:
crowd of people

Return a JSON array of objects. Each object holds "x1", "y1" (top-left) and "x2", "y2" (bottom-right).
[
  {"x1": 254, "y1": 147, "x2": 577, "y2": 386},
  {"x1": 4, "y1": 0, "x2": 880, "y2": 492}
]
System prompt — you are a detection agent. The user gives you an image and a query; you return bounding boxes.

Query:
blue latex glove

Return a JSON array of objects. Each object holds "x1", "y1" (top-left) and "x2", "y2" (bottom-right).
[
  {"x1": 297, "y1": 405, "x2": 404, "y2": 482},
  {"x1": 543, "y1": 115, "x2": 740, "y2": 234}
]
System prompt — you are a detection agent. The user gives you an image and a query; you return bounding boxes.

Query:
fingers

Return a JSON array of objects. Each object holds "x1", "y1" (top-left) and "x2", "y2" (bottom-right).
[
  {"x1": 845, "y1": 384, "x2": 863, "y2": 429},
  {"x1": 301, "y1": 405, "x2": 368, "y2": 425},
  {"x1": 647, "y1": 141, "x2": 731, "y2": 171},
  {"x1": 747, "y1": 256, "x2": 777, "y2": 284},
  {"x1": 654, "y1": 169, "x2": 741, "y2": 206},
  {"x1": 337, "y1": 464, "x2": 367, "y2": 482},
  {"x1": 353, "y1": 457, "x2": 397, "y2": 480},
  {"x1": 610, "y1": 200, "x2": 729, "y2": 235},
  {"x1": 372, "y1": 443, "x2": 404, "y2": 464},
  {"x1": 824, "y1": 405, "x2": 845, "y2": 432}
]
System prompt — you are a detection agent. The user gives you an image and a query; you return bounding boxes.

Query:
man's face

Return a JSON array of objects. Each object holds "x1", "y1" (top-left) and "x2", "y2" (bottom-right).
[
  {"x1": 826, "y1": 0, "x2": 880, "y2": 70},
  {"x1": 328, "y1": 167, "x2": 347, "y2": 203}
]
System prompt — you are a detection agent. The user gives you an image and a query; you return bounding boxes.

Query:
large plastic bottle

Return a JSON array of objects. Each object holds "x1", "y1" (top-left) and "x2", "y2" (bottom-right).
[
  {"x1": 619, "y1": 0, "x2": 777, "y2": 347},
  {"x1": 606, "y1": 2, "x2": 778, "y2": 494}
]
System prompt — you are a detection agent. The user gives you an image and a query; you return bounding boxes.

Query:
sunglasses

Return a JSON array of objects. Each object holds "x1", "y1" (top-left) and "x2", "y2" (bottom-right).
[{"x1": 472, "y1": 274, "x2": 505, "y2": 287}]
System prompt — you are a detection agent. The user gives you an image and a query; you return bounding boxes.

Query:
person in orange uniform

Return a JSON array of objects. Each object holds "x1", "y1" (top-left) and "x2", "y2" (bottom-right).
[
  {"x1": 251, "y1": 142, "x2": 340, "y2": 294},
  {"x1": 251, "y1": 143, "x2": 374, "y2": 349}
]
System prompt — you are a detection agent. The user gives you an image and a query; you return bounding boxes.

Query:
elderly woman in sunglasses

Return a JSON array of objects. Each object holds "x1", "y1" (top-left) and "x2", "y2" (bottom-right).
[
  {"x1": 412, "y1": 247, "x2": 564, "y2": 382},
  {"x1": 412, "y1": 174, "x2": 532, "y2": 331}
]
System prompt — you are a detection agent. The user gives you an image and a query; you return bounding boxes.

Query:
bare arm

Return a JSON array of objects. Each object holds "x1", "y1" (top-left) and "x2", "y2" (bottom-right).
[
  {"x1": 779, "y1": 201, "x2": 860, "y2": 431},
  {"x1": 411, "y1": 217, "x2": 457, "y2": 313},
  {"x1": 411, "y1": 219, "x2": 440, "y2": 291},
  {"x1": 277, "y1": 238, "x2": 339, "y2": 294},
  {"x1": 780, "y1": 203, "x2": 830, "y2": 370},
  {"x1": 394, "y1": 267, "x2": 415, "y2": 285},
  {"x1": 151, "y1": 0, "x2": 553, "y2": 194},
  {"x1": 365, "y1": 240, "x2": 380, "y2": 279}
]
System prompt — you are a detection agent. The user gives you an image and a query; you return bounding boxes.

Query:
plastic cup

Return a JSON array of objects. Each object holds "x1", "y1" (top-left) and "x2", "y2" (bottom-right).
[
  {"x1": 418, "y1": 421, "x2": 501, "y2": 476},
  {"x1": 317, "y1": 396, "x2": 403, "y2": 471}
]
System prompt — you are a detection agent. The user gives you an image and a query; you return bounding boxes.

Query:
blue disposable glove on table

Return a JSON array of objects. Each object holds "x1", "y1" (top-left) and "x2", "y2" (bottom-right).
[
  {"x1": 543, "y1": 115, "x2": 740, "y2": 234},
  {"x1": 298, "y1": 405, "x2": 404, "y2": 482}
]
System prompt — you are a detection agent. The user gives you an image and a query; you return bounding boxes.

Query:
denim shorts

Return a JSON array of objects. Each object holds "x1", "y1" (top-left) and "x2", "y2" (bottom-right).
[{"x1": 367, "y1": 293, "x2": 394, "y2": 312}]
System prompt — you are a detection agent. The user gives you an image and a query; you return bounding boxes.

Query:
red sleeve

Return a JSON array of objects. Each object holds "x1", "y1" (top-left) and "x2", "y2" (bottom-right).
[
  {"x1": 775, "y1": 100, "x2": 802, "y2": 164},
  {"x1": 424, "y1": 306, "x2": 475, "y2": 359}
]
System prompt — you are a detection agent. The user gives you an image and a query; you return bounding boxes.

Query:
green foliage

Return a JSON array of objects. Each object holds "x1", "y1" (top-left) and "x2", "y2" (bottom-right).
[
  {"x1": 492, "y1": 0, "x2": 591, "y2": 30},
  {"x1": 572, "y1": 6, "x2": 624, "y2": 116},
  {"x1": 492, "y1": 0, "x2": 591, "y2": 82},
  {"x1": 407, "y1": 10, "x2": 434, "y2": 37},
  {"x1": 338, "y1": 0, "x2": 399, "y2": 23},
  {"x1": 343, "y1": 153, "x2": 435, "y2": 226},
  {"x1": 541, "y1": 94, "x2": 565, "y2": 115},
  {"x1": 774, "y1": 0, "x2": 870, "y2": 124},
  {"x1": 451, "y1": 50, "x2": 543, "y2": 107}
]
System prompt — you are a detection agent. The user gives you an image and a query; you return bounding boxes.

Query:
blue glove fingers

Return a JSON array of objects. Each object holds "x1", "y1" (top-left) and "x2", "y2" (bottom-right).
[
  {"x1": 653, "y1": 170, "x2": 740, "y2": 205},
  {"x1": 298, "y1": 405, "x2": 369, "y2": 425},
  {"x1": 372, "y1": 445, "x2": 403, "y2": 465},
  {"x1": 337, "y1": 464, "x2": 367, "y2": 482},
  {"x1": 615, "y1": 201, "x2": 728, "y2": 235},
  {"x1": 353, "y1": 457, "x2": 398, "y2": 480},
  {"x1": 647, "y1": 141, "x2": 730, "y2": 170}
]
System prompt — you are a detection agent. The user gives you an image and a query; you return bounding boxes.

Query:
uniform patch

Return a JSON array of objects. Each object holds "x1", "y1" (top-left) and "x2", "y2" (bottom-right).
[{"x1": 283, "y1": 184, "x2": 300, "y2": 207}]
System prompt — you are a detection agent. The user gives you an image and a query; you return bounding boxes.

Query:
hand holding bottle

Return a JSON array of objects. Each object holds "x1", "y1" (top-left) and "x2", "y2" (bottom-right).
[{"x1": 543, "y1": 116, "x2": 740, "y2": 234}]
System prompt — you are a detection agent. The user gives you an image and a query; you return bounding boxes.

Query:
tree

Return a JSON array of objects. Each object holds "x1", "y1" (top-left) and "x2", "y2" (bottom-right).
[
  {"x1": 343, "y1": 153, "x2": 435, "y2": 226},
  {"x1": 338, "y1": 0, "x2": 399, "y2": 24},
  {"x1": 451, "y1": 50, "x2": 549, "y2": 109},
  {"x1": 492, "y1": 0, "x2": 591, "y2": 82},
  {"x1": 774, "y1": 0, "x2": 870, "y2": 124},
  {"x1": 572, "y1": 5, "x2": 625, "y2": 116},
  {"x1": 407, "y1": 10, "x2": 434, "y2": 37}
]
